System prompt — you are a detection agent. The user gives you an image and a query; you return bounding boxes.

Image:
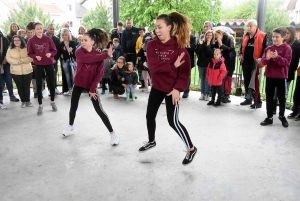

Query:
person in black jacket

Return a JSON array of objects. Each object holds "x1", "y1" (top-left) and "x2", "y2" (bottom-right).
[
  {"x1": 7, "y1": 22, "x2": 19, "y2": 43},
  {"x1": 182, "y1": 33, "x2": 196, "y2": 98},
  {"x1": 196, "y1": 30, "x2": 215, "y2": 101},
  {"x1": 122, "y1": 62, "x2": 138, "y2": 101},
  {"x1": 215, "y1": 29, "x2": 235, "y2": 103},
  {"x1": 121, "y1": 18, "x2": 139, "y2": 65},
  {"x1": 45, "y1": 24, "x2": 61, "y2": 95},
  {"x1": 110, "y1": 21, "x2": 124, "y2": 43},
  {"x1": 58, "y1": 28, "x2": 76, "y2": 95},
  {"x1": 110, "y1": 56, "x2": 126, "y2": 99}
]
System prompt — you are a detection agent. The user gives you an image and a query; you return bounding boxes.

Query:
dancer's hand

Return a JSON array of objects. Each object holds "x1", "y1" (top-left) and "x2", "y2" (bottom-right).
[
  {"x1": 107, "y1": 45, "x2": 114, "y2": 57},
  {"x1": 89, "y1": 92, "x2": 98, "y2": 100},
  {"x1": 174, "y1": 52, "x2": 185, "y2": 68},
  {"x1": 167, "y1": 89, "x2": 181, "y2": 105}
]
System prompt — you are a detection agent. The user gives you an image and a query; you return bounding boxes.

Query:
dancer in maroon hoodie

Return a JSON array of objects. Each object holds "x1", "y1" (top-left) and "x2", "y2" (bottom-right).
[
  {"x1": 27, "y1": 22, "x2": 57, "y2": 116},
  {"x1": 259, "y1": 27, "x2": 292, "y2": 128},
  {"x1": 62, "y1": 28, "x2": 119, "y2": 146},
  {"x1": 138, "y1": 12, "x2": 197, "y2": 165}
]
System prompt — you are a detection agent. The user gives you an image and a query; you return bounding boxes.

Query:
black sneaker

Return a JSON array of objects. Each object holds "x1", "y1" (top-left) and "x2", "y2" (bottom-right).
[
  {"x1": 294, "y1": 113, "x2": 300, "y2": 121},
  {"x1": 287, "y1": 112, "x2": 298, "y2": 119},
  {"x1": 207, "y1": 101, "x2": 214, "y2": 105},
  {"x1": 250, "y1": 104, "x2": 262, "y2": 109},
  {"x1": 260, "y1": 118, "x2": 273, "y2": 126},
  {"x1": 240, "y1": 99, "x2": 252, "y2": 105},
  {"x1": 226, "y1": 95, "x2": 231, "y2": 103},
  {"x1": 182, "y1": 146, "x2": 197, "y2": 165},
  {"x1": 34, "y1": 93, "x2": 38, "y2": 98},
  {"x1": 139, "y1": 141, "x2": 156, "y2": 152},
  {"x1": 10, "y1": 95, "x2": 19, "y2": 102},
  {"x1": 182, "y1": 92, "x2": 189, "y2": 98},
  {"x1": 214, "y1": 101, "x2": 221, "y2": 106},
  {"x1": 278, "y1": 116, "x2": 289, "y2": 128}
]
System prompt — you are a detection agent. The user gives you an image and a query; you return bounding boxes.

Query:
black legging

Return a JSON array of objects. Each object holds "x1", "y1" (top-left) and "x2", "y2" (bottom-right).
[
  {"x1": 35, "y1": 65, "x2": 55, "y2": 105},
  {"x1": 11, "y1": 73, "x2": 32, "y2": 102},
  {"x1": 146, "y1": 87, "x2": 194, "y2": 149},
  {"x1": 69, "y1": 85, "x2": 113, "y2": 132},
  {"x1": 211, "y1": 85, "x2": 223, "y2": 102}
]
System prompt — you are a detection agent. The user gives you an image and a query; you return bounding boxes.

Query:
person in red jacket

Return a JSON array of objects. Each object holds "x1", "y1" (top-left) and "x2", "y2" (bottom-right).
[
  {"x1": 62, "y1": 28, "x2": 119, "y2": 146},
  {"x1": 138, "y1": 12, "x2": 197, "y2": 165},
  {"x1": 206, "y1": 49, "x2": 227, "y2": 106},
  {"x1": 27, "y1": 22, "x2": 57, "y2": 116}
]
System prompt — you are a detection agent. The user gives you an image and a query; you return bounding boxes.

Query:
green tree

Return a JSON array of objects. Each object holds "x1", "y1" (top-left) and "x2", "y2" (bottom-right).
[
  {"x1": 120, "y1": 0, "x2": 221, "y2": 32},
  {"x1": 220, "y1": 0, "x2": 289, "y2": 41},
  {"x1": 0, "y1": 0, "x2": 59, "y2": 34},
  {"x1": 82, "y1": 0, "x2": 113, "y2": 33}
]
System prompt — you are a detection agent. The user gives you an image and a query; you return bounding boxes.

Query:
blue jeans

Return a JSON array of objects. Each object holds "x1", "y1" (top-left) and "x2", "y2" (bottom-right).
[
  {"x1": 53, "y1": 60, "x2": 58, "y2": 88},
  {"x1": 198, "y1": 66, "x2": 210, "y2": 95},
  {"x1": 0, "y1": 63, "x2": 14, "y2": 98},
  {"x1": 61, "y1": 60, "x2": 74, "y2": 89},
  {"x1": 126, "y1": 84, "x2": 135, "y2": 94}
]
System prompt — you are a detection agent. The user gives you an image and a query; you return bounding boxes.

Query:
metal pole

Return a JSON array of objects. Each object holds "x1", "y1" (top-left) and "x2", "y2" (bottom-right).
[
  {"x1": 212, "y1": 7, "x2": 215, "y2": 23},
  {"x1": 113, "y1": 0, "x2": 119, "y2": 28},
  {"x1": 256, "y1": 0, "x2": 267, "y2": 84}
]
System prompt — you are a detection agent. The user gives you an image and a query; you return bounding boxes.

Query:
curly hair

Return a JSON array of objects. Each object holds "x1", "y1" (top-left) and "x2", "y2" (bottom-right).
[{"x1": 85, "y1": 28, "x2": 109, "y2": 49}]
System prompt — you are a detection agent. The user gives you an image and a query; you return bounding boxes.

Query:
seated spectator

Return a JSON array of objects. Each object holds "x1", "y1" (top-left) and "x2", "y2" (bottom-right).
[
  {"x1": 110, "y1": 56, "x2": 126, "y2": 99},
  {"x1": 6, "y1": 35, "x2": 33, "y2": 108}
]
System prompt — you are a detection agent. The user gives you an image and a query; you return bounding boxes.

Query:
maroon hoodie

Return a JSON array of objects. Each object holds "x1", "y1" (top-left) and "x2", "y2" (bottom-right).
[
  {"x1": 206, "y1": 57, "x2": 226, "y2": 86},
  {"x1": 74, "y1": 47, "x2": 109, "y2": 93},
  {"x1": 146, "y1": 37, "x2": 191, "y2": 93},
  {"x1": 27, "y1": 35, "x2": 57, "y2": 65}
]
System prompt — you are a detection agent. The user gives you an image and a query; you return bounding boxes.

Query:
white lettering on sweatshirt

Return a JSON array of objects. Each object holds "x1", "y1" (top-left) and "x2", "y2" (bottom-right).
[
  {"x1": 35, "y1": 43, "x2": 46, "y2": 52},
  {"x1": 154, "y1": 49, "x2": 174, "y2": 61}
]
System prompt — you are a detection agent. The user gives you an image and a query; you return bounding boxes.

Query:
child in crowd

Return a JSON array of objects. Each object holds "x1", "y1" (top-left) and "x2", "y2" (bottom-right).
[
  {"x1": 206, "y1": 48, "x2": 226, "y2": 106},
  {"x1": 112, "y1": 38, "x2": 124, "y2": 61},
  {"x1": 17, "y1": 29, "x2": 26, "y2": 40},
  {"x1": 101, "y1": 49, "x2": 114, "y2": 94},
  {"x1": 259, "y1": 27, "x2": 292, "y2": 128},
  {"x1": 122, "y1": 62, "x2": 138, "y2": 101}
]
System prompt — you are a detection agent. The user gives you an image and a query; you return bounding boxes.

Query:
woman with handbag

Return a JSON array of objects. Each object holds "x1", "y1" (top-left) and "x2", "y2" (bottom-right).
[
  {"x1": 6, "y1": 36, "x2": 33, "y2": 108},
  {"x1": 59, "y1": 28, "x2": 76, "y2": 96}
]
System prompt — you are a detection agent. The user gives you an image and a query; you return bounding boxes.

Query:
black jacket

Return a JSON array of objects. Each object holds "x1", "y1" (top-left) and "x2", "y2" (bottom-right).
[
  {"x1": 121, "y1": 26, "x2": 139, "y2": 53},
  {"x1": 215, "y1": 34, "x2": 235, "y2": 70},
  {"x1": 195, "y1": 42, "x2": 215, "y2": 67},
  {"x1": 112, "y1": 45, "x2": 124, "y2": 61},
  {"x1": 288, "y1": 39, "x2": 300, "y2": 81},
  {"x1": 45, "y1": 32, "x2": 60, "y2": 61},
  {"x1": 111, "y1": 28, "x2": 123, "y2": 43},
  {"x1": 58, "y1": 40, "x2": 76, "y2": 62},
  {"x1": 185, "y1": 34, "x2": 196, "y2": 68},
  {"x1": 111, "y1": 67, "x2": 125, "y2": 87},
  {"x1": 123, "y1": 71, "x2": 138, "y2": 85},
  {"x1": 0, "y1": 32, "x2": 9, "y2": 63}
]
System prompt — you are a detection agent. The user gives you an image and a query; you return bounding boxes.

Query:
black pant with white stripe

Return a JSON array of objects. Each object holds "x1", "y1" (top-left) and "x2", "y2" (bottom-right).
[
  {"x1": 69, "y1": 85, "x2": 113, "y2": 132},
  {"x1": 146, "y1": 87, "x2": 194, "y2": 149}
]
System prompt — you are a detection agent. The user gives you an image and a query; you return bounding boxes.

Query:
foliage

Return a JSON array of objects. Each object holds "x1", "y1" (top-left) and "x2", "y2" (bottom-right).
[
  {"x1": 220, "y1": 0, "x2": 289, "y2": 41},
  {"x1": 119, "y1": 0, "x2": 221, "y2": 32},
  {"x1": 82, "y1": 0, "x2": 113, "y2": 33},
  {"x1": 0, "y1": 0, "x2": 59, "y2": 34}
]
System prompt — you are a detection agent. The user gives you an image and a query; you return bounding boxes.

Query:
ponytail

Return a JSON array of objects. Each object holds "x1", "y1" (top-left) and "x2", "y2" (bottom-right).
[
  {"x1": 156, "y1": 12, "x2": 191, "y2": 48},
  {"x1": 85, "y1": 28, "x2": 109, "y2": 49}
]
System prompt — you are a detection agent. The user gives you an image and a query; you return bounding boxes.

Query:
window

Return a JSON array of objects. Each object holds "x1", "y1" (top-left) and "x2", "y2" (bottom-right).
[
  {"x1": 67, "y1": 21, "x2": 73, "y2": 27},
  {"x1": 68, "y1": 4, "x2": 72, "y2": 11}
]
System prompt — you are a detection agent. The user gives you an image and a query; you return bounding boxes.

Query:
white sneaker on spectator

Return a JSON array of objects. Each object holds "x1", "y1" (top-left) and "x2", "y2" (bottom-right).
[
  {"x1": 63, "y1": 125, "x2": 74, "y2": 137},
  {"x1": 205, "y1": 95, "x2": 210, "y2": 101},
  {"x1": 110, "y1": 133, "x2": 119, "y2": 146},
  {"x1": 0, "y1": 104, "x2": 7, "y2": 109},
  {"x1": 55, "y1": 88, "x2": 62, "y2": 95},
  {"x1": 199, "y1": 94, "x2": 205, "y2": 100}
]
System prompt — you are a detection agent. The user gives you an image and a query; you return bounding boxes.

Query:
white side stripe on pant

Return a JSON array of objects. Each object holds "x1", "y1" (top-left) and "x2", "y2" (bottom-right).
[
  {"x1": 173, "y1": 105, "x2": 190, "y2": 150},
  {"x1": 96, "y1": 89, "x2": 110, "y2": 120}
]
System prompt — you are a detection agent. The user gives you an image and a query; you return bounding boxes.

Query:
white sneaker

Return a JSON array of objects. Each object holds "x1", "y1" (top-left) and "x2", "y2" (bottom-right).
[
  {"x1": 199, "y1": 94, "x2": 205, "y2": 100},
  {"x1": 0, "y1": 104, "x2": 7, "y2": 109},
  {"x1": 55, "y1": 88, "x2": 62, "y2": 95},
  {"x1": 67, "y1": 90, "x2": 72, "y2": 96},
  {"x1": 110, "y1": 133, "x2": 119, "y2": 146},
  {"x1": 204, "y1": 95, "x2": 210, "y2": 101},
  {"x1": 63, "y1": 125, "x2": 74, "y2": 137}
]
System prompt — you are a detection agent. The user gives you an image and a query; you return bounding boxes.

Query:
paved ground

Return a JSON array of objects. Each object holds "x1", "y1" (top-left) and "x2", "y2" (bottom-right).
[{"x1": 0, "y1": 88, "x2": 299, "y2": 201}]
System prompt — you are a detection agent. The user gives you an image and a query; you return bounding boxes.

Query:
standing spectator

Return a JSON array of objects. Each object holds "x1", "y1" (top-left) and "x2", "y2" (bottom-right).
[
  {"x1": 0, "y1": 30, "x2": 19, "y2": 104},
  {"x1": 78, "y1": 26, "x2": 86, "y2": 35},
  {"x1": 45, "y1": 23, "x2": 61, "y2": 95},
  {"x1": 76, "y1": 35, "x2": 83, "y2": 49},
  {"x1": 200, "y1": 21, "x2": 213, "y2": 41},
  {"x1": 101, "y1": 49, "x2": 114, "y2": 94},
  {"x1": 112, "y1": 38, "x2": 124, "y2": 61},
  {"x1": 110, "y1": 21, "x2": 124, "y2": 43},
  {"x1": 27, "y1": 22, "x2": 58, "y2": 116},
  {"x1": 7, "y1": 22, "x2": 19, "y2": 43},
  {"x1": 136, "y1": 27, "x2": 146, "y2": 89},
  {"x1": 17, "y1": 29, "x2": 26, "y2": 40},
  {"x1": 259, "y1": 27, "x2": 292, "y2": 128},
  {"x1": 121, "y1": 18, "x2": 139, "y2": 65},
  {"x1": 138, "y1": 12, "x2": 197, "y2": 165},
  {"x1": 196, "y1": 30, "x2": 215, "y2": 101},
  {"x1": 25, "y1": 22, "x2": 34, "y2": 43},
  {"x1": 57, "y1": 22, "x2": 77, "y2": 42},
  {"x1": 58, "y1": 28, "x2": 76, "y2": 95},
  {"x1": 6, "y1": 35, "x2": 33, "y2": 108},
  {"x1": 289, "y1": 68, "x2": 300, "y2": 120},
  {"x1": 214, "y1": 29, "x2": 235, "y2": 103},
  {"x1": 240, "y1": 20, "x2": 267, "y2": 108},
  {"x1": 182, "y1": 32, "x2": 196, "y2": 98}
]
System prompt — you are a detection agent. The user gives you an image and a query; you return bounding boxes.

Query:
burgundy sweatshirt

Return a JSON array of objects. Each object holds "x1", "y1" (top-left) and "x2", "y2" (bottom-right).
[
  {"x1": 74, "y1": 47, "x2": 109, "y2": 92},
  {"x1": 146, "y1": 37, "x2": 191, "y2": 93},
  {"x1": 27, "y1": 35, "x2": 57, "y2": 65},
  {"x1": 261, "y1": 43, "x2": 292, "y2": 79}
]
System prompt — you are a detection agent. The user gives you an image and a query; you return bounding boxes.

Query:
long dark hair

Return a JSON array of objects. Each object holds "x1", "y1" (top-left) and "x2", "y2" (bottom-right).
[
  {"x1": 10, "y1": 35, "x2": 26, "y2": 49},
  {"x1": 285, "y1": 26, "x2": 296, "y2": 45},
  {"x1": 156, "y1": 12, "x2": 191, "y2": 48},
  {"x1": 84, "y1": 28, "x2": 109, "y2": 49}
]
